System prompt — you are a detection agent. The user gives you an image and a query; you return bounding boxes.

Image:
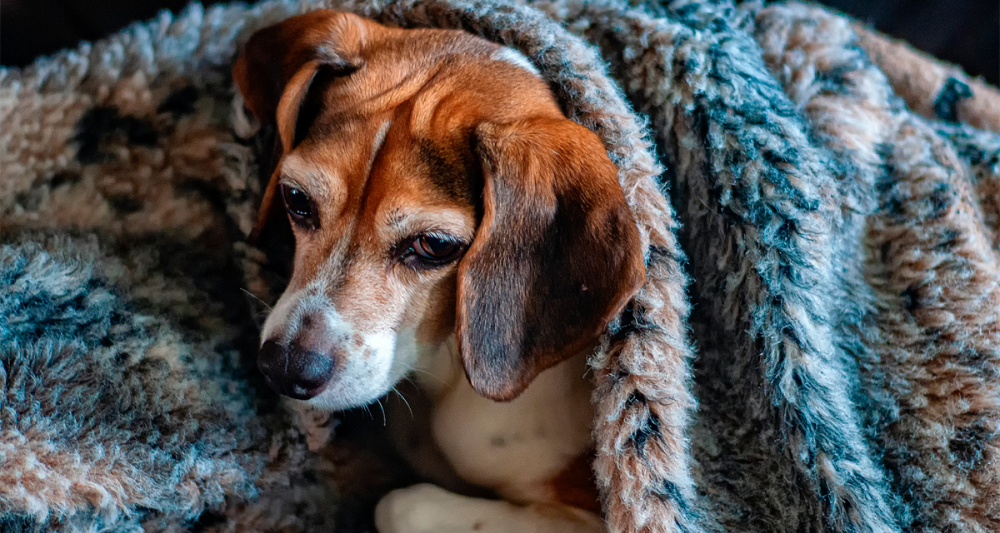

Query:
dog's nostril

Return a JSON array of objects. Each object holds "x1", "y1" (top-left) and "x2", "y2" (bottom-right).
[
  {"x1": 284, "y1": 346, "x2": 336, "y2": 396},
  {"x1": 258, "y1": 340, "x2": 286, "y2": 378},
  {"x1": 257, "y1": 339, "x2": 335, "y2": 400}
]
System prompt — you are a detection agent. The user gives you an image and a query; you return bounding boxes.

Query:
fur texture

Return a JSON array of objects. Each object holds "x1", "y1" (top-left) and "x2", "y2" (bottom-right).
[{"x1": 1, "y1": 1, "x2": 998, "y2": 532}]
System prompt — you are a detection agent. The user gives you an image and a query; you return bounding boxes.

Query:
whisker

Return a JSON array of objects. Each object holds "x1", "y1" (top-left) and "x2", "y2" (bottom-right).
[
  {"x1": 392, "y1": 387, "x2": 414, "y2": 419},
  {"x1": 240, "y1": 288, "x2": 274, "y2": 311},
  {"x1": 406, "y1": 367, "x2": 447, "y2": 386},
  {"x1": 376, "y1": 398, "x2": 387, "y2": 426}
]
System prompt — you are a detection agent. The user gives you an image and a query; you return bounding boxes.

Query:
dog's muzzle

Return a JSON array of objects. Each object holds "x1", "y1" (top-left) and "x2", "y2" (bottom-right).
[{"x1": 258, "y1": 313, "x2": 337, "y2": 400}]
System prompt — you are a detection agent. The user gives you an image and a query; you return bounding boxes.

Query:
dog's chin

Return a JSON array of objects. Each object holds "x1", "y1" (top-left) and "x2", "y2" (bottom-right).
[{"x1": 297, "y1": 381, "x2": 399, "y2": 412}]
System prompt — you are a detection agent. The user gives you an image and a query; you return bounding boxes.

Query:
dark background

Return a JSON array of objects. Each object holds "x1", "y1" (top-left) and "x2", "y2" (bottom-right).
[{"x1": 1, "y1": 0, "x2": 998, "y2": 85}]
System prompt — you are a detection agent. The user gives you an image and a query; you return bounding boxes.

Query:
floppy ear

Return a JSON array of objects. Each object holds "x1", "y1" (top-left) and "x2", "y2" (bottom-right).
[
  {"x1": 232, "y1": 10, "x2": 367, "y2": 240},
  {"x1": 457, "y1": 118, "x2": 646, "y2": 401}
]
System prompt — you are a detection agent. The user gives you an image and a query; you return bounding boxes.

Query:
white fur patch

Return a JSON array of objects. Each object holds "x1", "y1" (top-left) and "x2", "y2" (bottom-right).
[
  {"x1": 307, "y1": 326, "x2": 398, "y2": 411},
  {"x1": 492, "y1": 47, "x2": 541, "y2": 77},
  {"x1": 390, "y1": 328, "x2": 422, "y2": 385},
  {"x1": 366, "y1": 120, "x2": 393, "y2": 175},
  {"x1": 261, "y1": 287, "x2": 301, "y2": 343},
  {"x1": 231, "y1": 93, "x2": 260, "y2": 139}
]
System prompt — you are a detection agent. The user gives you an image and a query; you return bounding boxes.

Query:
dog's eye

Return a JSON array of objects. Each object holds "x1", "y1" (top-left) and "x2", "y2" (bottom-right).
[
  {"x1": 281, "y1": 184, "x2": 317, "y2": 228},
  {"x1": 401, "y1": 234, "x2": 465, "y2": 269},
  {"x1": 415, "y1": 235, "x2": 461, "y2": 260}
]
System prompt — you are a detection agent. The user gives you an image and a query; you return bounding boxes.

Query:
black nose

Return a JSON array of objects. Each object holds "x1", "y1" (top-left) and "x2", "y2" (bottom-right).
[{"x1": 257, "y1": 340, "x2": 336, "y2": 400}]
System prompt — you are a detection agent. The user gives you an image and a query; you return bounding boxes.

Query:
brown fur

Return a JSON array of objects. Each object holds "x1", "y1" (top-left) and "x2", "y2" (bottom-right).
[{"x1": 549, "y1": 451, "x2": 602, "y2": 514}]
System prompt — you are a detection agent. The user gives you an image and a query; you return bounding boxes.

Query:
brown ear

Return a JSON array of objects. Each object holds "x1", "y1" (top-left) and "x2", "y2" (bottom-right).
[
  {"x1": 232, "y1": 10, "x2": 367, "y2": 240},
  {"x1": 457, "y1": 118, "x2": 646, "y2": 401}
]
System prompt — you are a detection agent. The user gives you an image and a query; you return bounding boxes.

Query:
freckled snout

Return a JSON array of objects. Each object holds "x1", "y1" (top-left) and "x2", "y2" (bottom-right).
[{"x1": 258, "y1": 313, "x2": 338, "y2": 400}]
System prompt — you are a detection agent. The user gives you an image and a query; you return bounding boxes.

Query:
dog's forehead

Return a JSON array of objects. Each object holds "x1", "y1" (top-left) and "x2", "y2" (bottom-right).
[
  {"x1": 279, "y1": 118, "x2": 377, "y2": 204},
  {"x1": 288, "y1": 53, "x2": 554, "y2": 211},
  {"x1": 288, "y1": 112, "x2": 471, "y2": 201},
  {"x1": 310, "y1": 29, "x2": 553, "y2": 122}
]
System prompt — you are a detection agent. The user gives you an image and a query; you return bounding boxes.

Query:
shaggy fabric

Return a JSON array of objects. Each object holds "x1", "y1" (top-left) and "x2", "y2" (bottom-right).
[
  {"x1": 0, "y1": 232, "x2": 338, "y2": 532},
  {"x1": 2, "y1": 1, "x2": 998, "y2": 532}
]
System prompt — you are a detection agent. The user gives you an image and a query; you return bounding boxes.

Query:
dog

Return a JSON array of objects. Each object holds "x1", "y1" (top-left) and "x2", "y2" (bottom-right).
[{"x1": 233, "y1": 10, "x2": 645, "y2": 533}]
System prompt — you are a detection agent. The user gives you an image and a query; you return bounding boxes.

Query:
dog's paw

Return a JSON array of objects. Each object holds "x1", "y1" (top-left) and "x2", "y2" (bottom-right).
[
  {"x1": 374, "y1": 483, "x2": 605, "y2": 533},
  {"x1": 375, "y1": 484, "x2": 460, "y2": 533}
]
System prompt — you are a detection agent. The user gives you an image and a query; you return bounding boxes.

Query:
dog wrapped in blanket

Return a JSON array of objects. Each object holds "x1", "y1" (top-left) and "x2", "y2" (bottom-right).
[{"x1": 2, "y1": 1, "x2": 999, "y2": 532}]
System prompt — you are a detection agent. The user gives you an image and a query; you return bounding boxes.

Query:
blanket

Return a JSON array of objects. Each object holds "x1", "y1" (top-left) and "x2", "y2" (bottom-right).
[{"x1": 2, "y1": 1, "x2": 998, "y2": 532}]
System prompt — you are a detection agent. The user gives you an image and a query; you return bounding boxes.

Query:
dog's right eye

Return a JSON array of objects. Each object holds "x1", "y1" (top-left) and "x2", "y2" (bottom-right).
[{"x1": 281, "y1": 184, "x2": 318, "y2": 229}]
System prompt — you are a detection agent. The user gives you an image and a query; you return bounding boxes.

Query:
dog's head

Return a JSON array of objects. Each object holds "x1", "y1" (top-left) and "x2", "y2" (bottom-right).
[{"x1": 234, "y1": 10, "x2": 645, "y2": 408}]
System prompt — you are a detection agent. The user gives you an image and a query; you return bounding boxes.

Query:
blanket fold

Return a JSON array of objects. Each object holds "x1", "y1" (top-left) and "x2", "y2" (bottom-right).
[{"x1": 2, "y1": 1, "x2": 998, "y2": 532}]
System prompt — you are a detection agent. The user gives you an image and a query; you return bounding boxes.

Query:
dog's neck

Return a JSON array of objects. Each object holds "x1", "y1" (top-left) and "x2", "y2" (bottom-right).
[
  {"x1": 411, "y1": 333, "x2": 595, "y2": 404},
  {"x1": 400, "y1": 333, "x2": 596, "y2": 504},
  {"x1": 409, "y1": 335, "x2": 465, "y2": 401}
]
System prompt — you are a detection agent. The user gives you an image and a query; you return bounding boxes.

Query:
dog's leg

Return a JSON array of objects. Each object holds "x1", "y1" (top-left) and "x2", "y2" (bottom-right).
[{"x1": 375, "y1": 483, "x2": 605, "y2": 533}]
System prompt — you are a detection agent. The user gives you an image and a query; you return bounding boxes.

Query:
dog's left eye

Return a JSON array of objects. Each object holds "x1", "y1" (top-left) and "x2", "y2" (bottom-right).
[
  {"x1": 281, "y1": 184, "x2": 317, "y2": 228},
  {"x1": 401, "y1": 234, "x2": 465, "y2": 269},
  {"x1": 415, "y1": 235, "x2": 461, "y2": 260}
]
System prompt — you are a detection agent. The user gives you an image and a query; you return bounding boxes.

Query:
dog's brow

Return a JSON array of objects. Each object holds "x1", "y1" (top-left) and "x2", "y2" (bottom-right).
[
  {"x1": 279, "y1": 155, "x2": 335, "y2": 198},
  {"x1": 388, "y1": 208, "x2": 406, "y2": 228},
  {"x1": 385, "y1": 208, "x2": 475, "y2": 242}
]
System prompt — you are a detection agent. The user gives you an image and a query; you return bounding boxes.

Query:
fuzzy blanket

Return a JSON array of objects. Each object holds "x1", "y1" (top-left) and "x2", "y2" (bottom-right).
[{"x1": 2, "y1": 1, "x2": 999, "y2": 532}]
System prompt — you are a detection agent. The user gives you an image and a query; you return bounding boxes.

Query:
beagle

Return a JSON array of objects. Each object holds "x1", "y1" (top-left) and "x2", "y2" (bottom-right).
[{"x1": 233, "y1": 10, "x2": 645, "y2": 533}]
